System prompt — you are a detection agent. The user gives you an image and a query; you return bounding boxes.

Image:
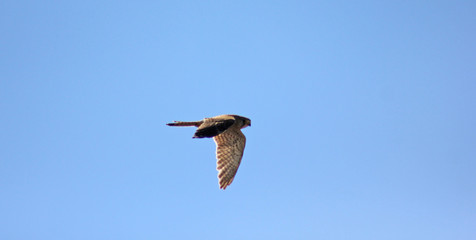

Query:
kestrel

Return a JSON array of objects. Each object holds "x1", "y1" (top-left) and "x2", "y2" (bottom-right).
[{"x1": 167, "y1": 114, "x2": 251, "y2": 189}]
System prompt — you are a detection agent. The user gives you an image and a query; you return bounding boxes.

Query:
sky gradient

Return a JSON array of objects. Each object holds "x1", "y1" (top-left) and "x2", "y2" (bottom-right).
[{"x1": 1, "y1": 1, "x2": 475, "y2": 239}]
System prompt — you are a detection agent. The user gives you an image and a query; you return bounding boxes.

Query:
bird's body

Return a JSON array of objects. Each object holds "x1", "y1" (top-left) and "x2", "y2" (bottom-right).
[{"x1": 167, "y1": 115, "x2": 251, "y2": 189}]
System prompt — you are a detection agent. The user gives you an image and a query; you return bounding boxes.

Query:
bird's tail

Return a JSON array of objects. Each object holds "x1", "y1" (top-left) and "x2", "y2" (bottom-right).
[{"x1": 166, "y1": 121, "x2": 201, "y2": 127}]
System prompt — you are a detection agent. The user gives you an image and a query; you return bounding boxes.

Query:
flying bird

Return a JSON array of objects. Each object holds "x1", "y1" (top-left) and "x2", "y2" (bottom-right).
[{"x1": 167, "y1": 114, "x2": 251, "y2": 189}]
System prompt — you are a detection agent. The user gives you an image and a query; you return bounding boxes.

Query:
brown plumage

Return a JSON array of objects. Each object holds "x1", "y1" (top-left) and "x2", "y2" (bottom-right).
[{"x1": 167, "y1": 114, "x2": 251, "y2": 189}]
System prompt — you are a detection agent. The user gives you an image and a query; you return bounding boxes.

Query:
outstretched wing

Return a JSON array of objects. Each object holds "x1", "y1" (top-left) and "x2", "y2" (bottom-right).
[{"x1": 213, "y1": 129, "x2": 246, "y2": 189}]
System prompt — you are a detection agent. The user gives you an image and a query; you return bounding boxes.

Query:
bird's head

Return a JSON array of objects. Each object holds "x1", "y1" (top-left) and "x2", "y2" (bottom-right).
[
  {"x1": 241, "y1": 117, "x2": 251, "y2": 129},
  {"x1": 231, "y1": 115, "x2": 251, "y2": 129}
]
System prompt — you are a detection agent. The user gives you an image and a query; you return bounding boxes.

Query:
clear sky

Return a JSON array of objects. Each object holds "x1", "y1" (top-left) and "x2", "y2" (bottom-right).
[{"x1": 1, "y1": 1, "x2": 475, "y2": 239}]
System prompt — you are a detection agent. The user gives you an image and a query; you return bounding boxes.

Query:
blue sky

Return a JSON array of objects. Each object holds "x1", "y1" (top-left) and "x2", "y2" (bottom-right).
[{"x1": 1, "y1": 1, "x2": 475, "y2": 239}]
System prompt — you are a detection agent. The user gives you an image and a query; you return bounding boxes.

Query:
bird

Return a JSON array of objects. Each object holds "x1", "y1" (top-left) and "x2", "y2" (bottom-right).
[{"x1": 167, "y1": 114, "x2": 251, "y2": 189}]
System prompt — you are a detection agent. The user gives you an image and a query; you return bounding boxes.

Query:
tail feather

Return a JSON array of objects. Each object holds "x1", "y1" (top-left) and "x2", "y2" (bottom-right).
[{"x1": 166, "y1": 121, "x2": 201, "y2": 127}]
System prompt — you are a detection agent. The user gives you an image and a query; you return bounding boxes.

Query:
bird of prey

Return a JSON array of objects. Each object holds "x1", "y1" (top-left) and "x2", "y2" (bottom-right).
[{"x1": 167, "y1": 114, "x2": 251, "y2": 189}]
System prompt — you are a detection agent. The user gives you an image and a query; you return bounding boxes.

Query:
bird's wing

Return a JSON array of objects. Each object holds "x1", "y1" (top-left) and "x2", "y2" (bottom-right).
[
  {"x1": 213, "y1": 129, "x2": 246, "y2": 189},
  {"x1": 193, "y1": 118, "x2": 235, "y2": 138}
]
